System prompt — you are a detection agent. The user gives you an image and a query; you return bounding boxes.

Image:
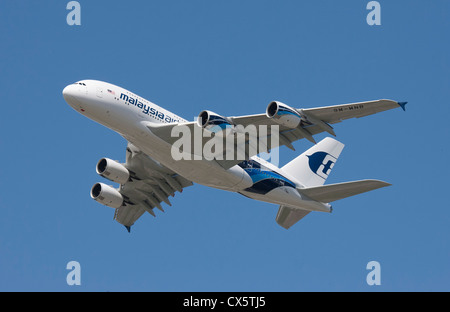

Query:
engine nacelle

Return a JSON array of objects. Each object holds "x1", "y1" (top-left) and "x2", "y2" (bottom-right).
[
  {"x1": 90, "y1": 182, "x2": 124, "y2": 209},
  {"x1": 266, "y1": 101, "x2": 302, "y2": 128},
  {"x1": 197, "y1": 110, "x2": 233, "y2": 134},
  {"x1": 96, "y1": 158, "x2": 130, "y2": 184}
]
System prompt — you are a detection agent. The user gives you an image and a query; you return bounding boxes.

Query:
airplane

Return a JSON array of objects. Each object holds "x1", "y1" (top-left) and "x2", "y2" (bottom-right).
[{"x1": 62, "y1": 80, "x2": 406, "y2": 231}]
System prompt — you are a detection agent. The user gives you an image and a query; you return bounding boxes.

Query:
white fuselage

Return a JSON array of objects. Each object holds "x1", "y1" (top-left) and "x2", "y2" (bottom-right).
[{"x1": 63, "y1": 80, "x2": 331, "y2": 212}]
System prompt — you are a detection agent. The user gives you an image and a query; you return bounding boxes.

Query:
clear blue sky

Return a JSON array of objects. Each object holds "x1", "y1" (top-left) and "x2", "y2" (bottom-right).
[{"x1": 0, "y1": 0, "x2": 449, "y2": 291}]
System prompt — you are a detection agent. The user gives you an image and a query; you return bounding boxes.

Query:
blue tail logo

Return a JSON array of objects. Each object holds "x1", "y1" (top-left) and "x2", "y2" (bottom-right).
[{"x1": 306, "y1": 151, "x2": 337, "y2": 179}]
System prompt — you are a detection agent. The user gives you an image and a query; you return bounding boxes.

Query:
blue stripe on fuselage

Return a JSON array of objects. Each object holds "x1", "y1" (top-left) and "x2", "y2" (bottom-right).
[{"x1": 238, "y1": 160, "x2": 296, "y2": 195}]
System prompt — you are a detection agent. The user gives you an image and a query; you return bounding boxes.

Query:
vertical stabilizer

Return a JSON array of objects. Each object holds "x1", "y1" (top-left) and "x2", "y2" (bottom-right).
[{"x1": 281, "y1": 137, "x2": 344, "y2": 187}]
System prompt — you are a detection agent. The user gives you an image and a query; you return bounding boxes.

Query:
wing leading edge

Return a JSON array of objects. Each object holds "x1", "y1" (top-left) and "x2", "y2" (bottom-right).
[{"x1": 146, "y1": 99, "x2": 406, "y2": 170}]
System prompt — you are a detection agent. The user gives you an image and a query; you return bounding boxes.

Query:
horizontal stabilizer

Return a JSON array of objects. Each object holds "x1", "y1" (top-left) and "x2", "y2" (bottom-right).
[
  {"x1": 276, "y1": 205, "x2": 310, "y2": 229},
  {"x1": 298, "y1": 179, "x2": 391, "y2": 203}
]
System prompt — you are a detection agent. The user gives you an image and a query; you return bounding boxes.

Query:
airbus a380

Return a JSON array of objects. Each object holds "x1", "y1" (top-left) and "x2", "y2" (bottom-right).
[{"x1": 62, "y1": 80, "x2": 406, "y2": 231}]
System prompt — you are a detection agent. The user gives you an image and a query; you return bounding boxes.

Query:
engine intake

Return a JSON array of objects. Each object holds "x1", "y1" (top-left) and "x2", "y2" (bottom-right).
[
  {"x1": 197, "y1": 110, "x2": 233, "y2": 134},
  {"x1": 96, "y1": 158, "x2": 130, "y2": 184},
  {"x1": 90, "y1": 182, "x2": 124, "y2": 209},
  {"x1": 266, "y1": 101, "x2": 302, "y2": 128}
]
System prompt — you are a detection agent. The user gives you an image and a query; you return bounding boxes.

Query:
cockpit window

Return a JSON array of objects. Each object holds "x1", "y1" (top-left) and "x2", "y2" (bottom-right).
[{"x1": 75, "y1": 82, "x2": 86, "y2": 86}]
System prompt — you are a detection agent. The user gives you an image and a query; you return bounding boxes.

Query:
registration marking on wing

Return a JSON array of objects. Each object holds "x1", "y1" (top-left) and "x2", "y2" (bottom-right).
[{"x1": 333, "y1": 104, "x2": 364, "y2": 112}]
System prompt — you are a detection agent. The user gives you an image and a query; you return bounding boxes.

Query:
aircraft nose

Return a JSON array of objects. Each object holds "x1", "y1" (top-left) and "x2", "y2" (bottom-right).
[
  {"x1": 62, "y1": 84, "x2": 77, "y2": 100},
  {"x1": 62, "y1": 83, "x2": 84, "y2": 111}
]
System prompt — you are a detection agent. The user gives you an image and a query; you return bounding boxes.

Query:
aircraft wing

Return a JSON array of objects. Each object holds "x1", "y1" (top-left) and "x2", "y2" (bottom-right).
[
  {"x1": 147, "y1": 99, "x2": 406, "y2": 169},
  {"x1": 232, "y1": 99, "x2": 406, "y2": 126},
  {"x1": 113, "y1": 143, "x2": 193, "y2": 231}
]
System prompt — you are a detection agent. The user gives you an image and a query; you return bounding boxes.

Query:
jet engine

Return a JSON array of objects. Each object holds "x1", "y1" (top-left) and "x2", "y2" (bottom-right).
[
  {"x1": 197, "y1": 110, "x2": 233, "y2": 134},
  {"x1": 90, "y1": 182, "x2": 124, "y2": 209},
  {"x1": 96, "y1": 158, "x2": 130, "y2": 184},
  {"x1": 266, "y1": 101, "x2": 303, "y2": 128}
]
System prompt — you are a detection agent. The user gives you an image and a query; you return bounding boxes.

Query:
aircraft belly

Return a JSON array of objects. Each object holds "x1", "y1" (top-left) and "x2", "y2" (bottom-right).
[
  {"x1": 126, "y1": 129, "x2": 253, "y2": 190},
  {"x1": 240, "y1": 186, "x2": 331, "y2": 212}
]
